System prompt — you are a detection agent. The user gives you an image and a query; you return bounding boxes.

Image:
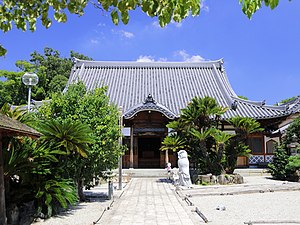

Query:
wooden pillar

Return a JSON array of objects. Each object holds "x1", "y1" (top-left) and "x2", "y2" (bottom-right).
[
  {"x1": 0, "y1": 132, "x2": 7, "y2": 225},
  {"x1": 130, "y1": 126, "x2": 134, "y2": 168}
]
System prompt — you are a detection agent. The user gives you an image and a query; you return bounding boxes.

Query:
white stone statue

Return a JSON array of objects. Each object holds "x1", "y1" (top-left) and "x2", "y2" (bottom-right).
[{"x1": 177, "y1": 150, "x2": 192, "y2": 187}]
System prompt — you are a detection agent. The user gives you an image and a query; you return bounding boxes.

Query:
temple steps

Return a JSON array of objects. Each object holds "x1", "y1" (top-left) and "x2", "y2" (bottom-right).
[
  {"x1": 120, "y1": 169, "x2": 169, "y2": 178},
  {"x1": 115, "y1": 168, "x2": 270, "y2": 179}
]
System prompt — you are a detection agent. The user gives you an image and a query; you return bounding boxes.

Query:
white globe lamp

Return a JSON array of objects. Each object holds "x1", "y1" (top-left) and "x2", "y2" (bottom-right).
[{"x1": 22, "y1": 72, "x2": 39, "y2": 112}]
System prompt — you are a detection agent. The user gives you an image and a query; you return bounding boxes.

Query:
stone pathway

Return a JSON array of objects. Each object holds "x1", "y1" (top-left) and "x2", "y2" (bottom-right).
[{"x1": 99, "y1": 178, "x2": 199, "y2": 225}]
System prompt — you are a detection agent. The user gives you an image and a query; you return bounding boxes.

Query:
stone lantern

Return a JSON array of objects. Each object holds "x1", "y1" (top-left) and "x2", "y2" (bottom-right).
[{"x1": 287, "y1": 134, "x2": 299, "y2": 156}]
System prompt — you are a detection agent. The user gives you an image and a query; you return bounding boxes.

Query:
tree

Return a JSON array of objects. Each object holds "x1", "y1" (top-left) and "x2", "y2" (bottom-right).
[
  {"x1": 1, "y1": 105, "x2": 78, "y2": 221},
  {"x1": 268, "y1": 147, "x2": 289, "y2": 180},
  {"x1": 167, "y1": 96, "x2": 229, "y2": 175},
  {"x1": 226, "y1": 116, "x2": 263, "y2": 173},
  {"x1": 0, "y1": 47, "x2": 92, "y2": 107},
  {"x1": 283, "y1": 116, "x2": 300, "y2": 148},
  {"x1": 37, "y1": 82, "x2": 123, "y2": 200},
  {"x1": 211, "y1": 130, "x2": 233, "y2": 174},
  {"x1": 38, "y1": 119, "x2": 94, "y2": 158},
  {"x1": 0, "y1": 0, "x2": 286, "y2": 56},
  {"x1": 37, "y1": 119, "x2": 94, "y2": 201},
  {"x1": 238, "y1": 95, "x2": 248, "y2": 100},
  {"x1": 278, "y1": 96, "x2": 297, "y2": 105},
  {"x1": 160, "y1": 134, "x2": 185, "y2": 164},
  {"x1": 268, "y1": 115, "x2": 300, "y2": 181},
  {"x1": 0, "y1": 69, "x2": 29, "y2": 107}
]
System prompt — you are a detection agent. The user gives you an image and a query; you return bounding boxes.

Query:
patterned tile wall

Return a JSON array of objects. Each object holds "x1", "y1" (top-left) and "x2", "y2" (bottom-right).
[
  {"x1": 265, "y1": 155, "x2": 274, "y2": 163},
  {"x1": 249, "y1": 155, "x2": 264, "y2": 164}
]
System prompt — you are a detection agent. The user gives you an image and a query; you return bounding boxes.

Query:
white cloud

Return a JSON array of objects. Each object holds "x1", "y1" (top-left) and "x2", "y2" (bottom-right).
[
  {"x1": 170, "y1": 20, "x2": 182, "y2": 28},
  {"x1": 136, "y1": 55, "x2": 155, "y2": 62},
  {"x1": 121, "y1": 30, "x2": 134, "y2": 39},
  {"x1": 152, "y1": 21, "x2": 160, "y2": 28},
  {"x1": 97, "y1": 23, "x2": 106, "y2": 27},
  {"x1": 174, "y1": 50, "x2": 205, "y2": 62},
  {"x1": 152, "y1": 20, "x2": 182, "y2": 29},
  {"x1": 136, "y1": 55, "x2": 168, "y2": 62},
  {"x1": 111, "y1": 29, "x2": 135, "y2": 39},
  {"x1": 187, "y1": 55, "x2": 205, "y2": 62},
  {"x1": 158, "y1": 57, "x2": 168, "y2": 62},
  {"x1": 90, "y1": 39, "x2": 99, "y2": 45},
  {"x1": 201, "y1": 0, "x2": 209, "y2": 12},
  {"x1": 175, "y1": 50, "x2": 189, "y2": 60}
]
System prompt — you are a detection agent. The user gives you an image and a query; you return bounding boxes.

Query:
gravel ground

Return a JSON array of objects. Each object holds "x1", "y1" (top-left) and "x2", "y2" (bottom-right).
[
  {"x1": 32, "y1": 201, "x2": 108, "y2": 225},
  {"x1": 31, "y1": 183, "x2": 124, "y2": 225},
  {"x1": 31, "y1": 176, "x2": 300, "y2": 225},
  {"x1": 181, "y1": 176, "x2": 300, "y2": 225},
  {"x1": 192, "y1": 190, "x2": 300, "y2": 225}
]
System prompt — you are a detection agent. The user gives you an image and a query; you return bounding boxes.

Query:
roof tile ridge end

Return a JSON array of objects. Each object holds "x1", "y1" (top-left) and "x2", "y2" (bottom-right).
[{"x1": 232, "y1": 97, "x2": 287, "y2": 111}]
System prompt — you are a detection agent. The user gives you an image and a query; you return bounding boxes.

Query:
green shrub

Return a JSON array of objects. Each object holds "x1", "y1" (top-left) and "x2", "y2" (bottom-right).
[
  {"x1": 286, "y1": 155, "x2": 300, "y2": 172},
  {"x1": 268, "y1": 147, "x2": 289, "y2": 180},
  {"x1": 35, "y1": 179, "x2": 78, "y2": 218}
]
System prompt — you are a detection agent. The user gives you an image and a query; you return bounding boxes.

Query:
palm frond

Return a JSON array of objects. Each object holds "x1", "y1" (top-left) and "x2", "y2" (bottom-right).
[{"x1": 38, "y1": 119, "x2": 94, "y2": 158}]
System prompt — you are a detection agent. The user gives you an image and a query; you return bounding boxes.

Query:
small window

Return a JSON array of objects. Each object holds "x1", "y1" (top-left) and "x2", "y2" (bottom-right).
[
  {"x1": 266, "y1": 140, "x2": 277, "y2": 154},
  {"x1": 248, "y1": 137, "x2": 264, "y2": 154}
]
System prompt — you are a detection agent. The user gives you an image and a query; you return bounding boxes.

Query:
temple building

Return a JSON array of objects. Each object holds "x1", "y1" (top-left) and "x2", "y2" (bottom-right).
[{"x1": 66, "y1": 58, "x2": 296, "y2": 168}]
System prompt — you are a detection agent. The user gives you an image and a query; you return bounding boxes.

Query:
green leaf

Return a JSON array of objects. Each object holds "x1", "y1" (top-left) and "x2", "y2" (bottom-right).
[
  {"x1": 45, "y1": 193, "x2": 53, "y2": 205},
  {"x1": 54, "y1": 12, "x2": 67, "y2": 23},
  {"x1": 0, "y1": 45, "x2": 7, "y2": 56},
  {"x1": 121, "y1": 11, "x2": 129, "y2": 24},
  {"x1": 35, "y1": 190, "x2": 45, "y2": 198},
  {"x1": 111, "y1": 10, "x2": 119, "y2": 25},
  {"x1": 269, "y1": 0, "x2": 279, "y2": 9}
]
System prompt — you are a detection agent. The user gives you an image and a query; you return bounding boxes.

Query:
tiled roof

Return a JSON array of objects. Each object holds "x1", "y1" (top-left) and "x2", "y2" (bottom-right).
[
  {"x1": 66, "y1": 59, "x2": 290, "y2": 120},
  {"x1": 280, "y1": 96, "x2": 300, "y2": 114},
  {"x1": 0, "y1": 113, "x2": 41, "y2": 137}
]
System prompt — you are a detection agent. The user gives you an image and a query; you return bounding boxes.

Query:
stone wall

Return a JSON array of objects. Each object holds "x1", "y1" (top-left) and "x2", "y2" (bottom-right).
[{"x1": 194, "y1": 174, "x2": 244, "y2": 185}]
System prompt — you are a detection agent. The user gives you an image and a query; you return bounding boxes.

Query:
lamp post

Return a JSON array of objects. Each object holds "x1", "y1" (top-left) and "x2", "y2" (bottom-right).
[
  {"x1": 22, "y1": 72, "x2": 38, "y2": 112},
  {"x1": 118, "y1": 107, "x2": 123, "y2": 190}
]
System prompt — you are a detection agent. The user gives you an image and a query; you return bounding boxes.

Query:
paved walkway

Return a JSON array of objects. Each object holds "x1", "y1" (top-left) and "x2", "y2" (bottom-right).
[{"x1": 99, "y1": 178, "x2": 199, "y2": 225}]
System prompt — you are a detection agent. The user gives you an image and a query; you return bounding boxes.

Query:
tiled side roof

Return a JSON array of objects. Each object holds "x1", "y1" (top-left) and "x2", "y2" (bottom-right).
[
  {"x1": 225, "y1": 97, "x2": 288, "y2": 119},
  {"x1": 66, "y1": 59, "x2": 289, "y2": 120},
  {"x1": 0, "y1": 114, "x2": 41, "y2": 137},
  {"x1": 280, "y1": 96, "x2": 300, "y2": 113}
]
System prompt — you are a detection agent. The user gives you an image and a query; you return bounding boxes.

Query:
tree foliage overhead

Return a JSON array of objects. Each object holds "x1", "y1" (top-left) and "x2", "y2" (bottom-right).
[
  {"x1": 240, "y1": 0, "x2": 281, "y2": 18},
  {"x1": 0, "y1": 0, "x2": 289, "y2": 56}
]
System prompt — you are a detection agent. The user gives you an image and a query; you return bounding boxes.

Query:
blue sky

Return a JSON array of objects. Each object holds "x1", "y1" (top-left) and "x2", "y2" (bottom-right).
[{"x1": 0, "y1": 1, "x2": 299, "y2": 105}]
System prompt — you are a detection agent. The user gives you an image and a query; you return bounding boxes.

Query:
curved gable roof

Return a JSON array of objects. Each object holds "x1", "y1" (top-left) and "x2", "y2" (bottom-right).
[{"x1": 66, "y1": 59, "x2": 289, "y2": 120}]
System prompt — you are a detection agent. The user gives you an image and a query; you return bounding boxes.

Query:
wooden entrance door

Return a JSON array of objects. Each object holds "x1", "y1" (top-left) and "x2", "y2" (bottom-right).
[{"x1": 138, "y1": 137, "x2": 161, "y2": 168}]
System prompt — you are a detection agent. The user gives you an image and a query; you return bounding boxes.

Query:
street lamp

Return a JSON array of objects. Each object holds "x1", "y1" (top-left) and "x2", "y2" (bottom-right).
[
  {"x1": 22, "y1": 72, "x2": 38, "y2": 112},
  {"x1": 118, "y1": 107, "x2": 123, "y2": 190}
]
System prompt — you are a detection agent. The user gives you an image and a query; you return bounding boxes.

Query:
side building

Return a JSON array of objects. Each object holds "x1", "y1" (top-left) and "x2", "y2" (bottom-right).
[{"x1": 66, "y1": 58, "x2": 292, "y2": 168}]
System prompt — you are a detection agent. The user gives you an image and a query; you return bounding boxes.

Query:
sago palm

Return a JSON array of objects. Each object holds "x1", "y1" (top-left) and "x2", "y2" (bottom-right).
[
  {"x1": 38, "y1": 119, "x2": 94, "y2": 158},
  {"x1": 229, "y1": 116, "x2": 263, "y2": 137},
  {"x1": 181, "y1": 96, "x2": 227, "y2": 129},
  {"x1": 212, "y1": 130, "x2": 233, "y2": 174},
  {"x1": 160, "y1": 134, "x2": 186, "y2": 164}
]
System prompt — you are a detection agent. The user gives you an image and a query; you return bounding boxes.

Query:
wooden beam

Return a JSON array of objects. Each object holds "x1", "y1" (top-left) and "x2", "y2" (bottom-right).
[
  {"x1": 130, "y1": 126, "x2": 134, "y2": 168},
  {"x1": 0, "y1": 132, "x2": 7, "y2": 225}
]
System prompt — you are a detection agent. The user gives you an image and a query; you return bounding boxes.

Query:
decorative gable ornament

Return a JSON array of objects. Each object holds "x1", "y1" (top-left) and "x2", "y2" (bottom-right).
[{"x1": 143, "y1": 94, "x2": 156, "y2": 104}]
